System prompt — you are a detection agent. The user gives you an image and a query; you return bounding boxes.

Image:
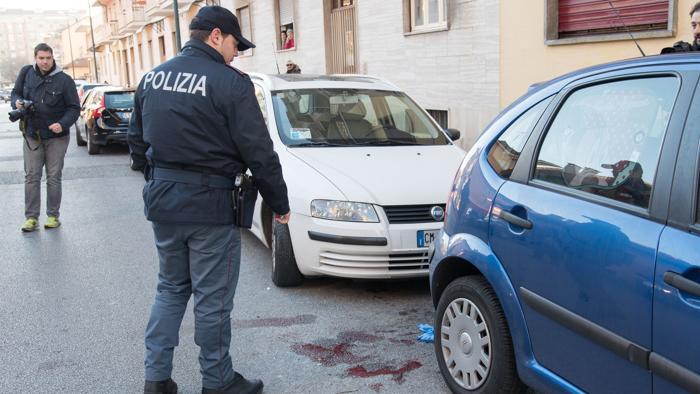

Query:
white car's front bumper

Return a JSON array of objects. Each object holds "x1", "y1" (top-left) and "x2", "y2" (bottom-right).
[{"x1": 288, "y1": 213, "x2": 443, "y2": 279}]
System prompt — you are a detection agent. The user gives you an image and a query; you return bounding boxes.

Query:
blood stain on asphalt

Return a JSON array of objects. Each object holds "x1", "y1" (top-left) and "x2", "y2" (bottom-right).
[
  {"x1": 291, "y1": 343, "x2": 368, "y2": 367},
  {"x1": 233, "y1": 314, "x2": 316, "y2": 328},
  {"x1": 347, "y1": 360, "x2": 422, "y2": 383}
]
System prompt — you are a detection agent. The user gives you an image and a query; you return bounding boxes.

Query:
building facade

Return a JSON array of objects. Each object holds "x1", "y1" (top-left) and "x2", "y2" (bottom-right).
[
  {"x1": 0, "y1": 8, "x2": 84, "y2": 85},
  {"x1": 61, "y1": 17, "x2": 94, "y2": 81},
  {"x1": 500, "y1": 0, "x2": 693, "y2": 107},
  {"x1": 92, "y1": 0, "x2": 214, "y2": 87},
  {"x1": 225, "y1": 0, "x2": 500, "y2": 149}
]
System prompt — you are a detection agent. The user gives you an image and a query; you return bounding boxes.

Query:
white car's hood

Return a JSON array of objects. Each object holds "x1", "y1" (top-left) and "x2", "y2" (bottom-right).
[{"x1": 286, "y1": 145, "x2": 465, "y2": 205}]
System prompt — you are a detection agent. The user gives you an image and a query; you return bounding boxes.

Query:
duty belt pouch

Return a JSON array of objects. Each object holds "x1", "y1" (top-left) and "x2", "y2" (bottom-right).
[{"x1": 232, "y1": 173, "x2": 258, "y2": 229}]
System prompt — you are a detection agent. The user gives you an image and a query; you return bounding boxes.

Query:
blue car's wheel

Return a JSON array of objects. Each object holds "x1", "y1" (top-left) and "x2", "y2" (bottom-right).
[{"x1": 434, "y1": 276, "x2": 525, "y2": 393}]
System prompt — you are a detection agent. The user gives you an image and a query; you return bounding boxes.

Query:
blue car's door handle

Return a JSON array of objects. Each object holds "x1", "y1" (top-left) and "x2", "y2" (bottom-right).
[
  {"x1": 497, "y1": 209, "x2": 533, "y2": 230},
  {"x1": 664, "y1": 272, "x2": 700, "y2": 298}
]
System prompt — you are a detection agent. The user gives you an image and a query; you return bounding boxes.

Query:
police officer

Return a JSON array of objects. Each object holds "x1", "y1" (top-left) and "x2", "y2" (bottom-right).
[{"x1": 127, "y1": 6, "x2": 290, "y2": 394}]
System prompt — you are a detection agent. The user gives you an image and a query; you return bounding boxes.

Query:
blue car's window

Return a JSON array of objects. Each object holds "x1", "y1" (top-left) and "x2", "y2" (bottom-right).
[
  {"x1": 487, "y1": 97, "x2": 552, "y2": 178},
  {"x1": 534, "y1": 77, "x2": 679, "y2": 209}
]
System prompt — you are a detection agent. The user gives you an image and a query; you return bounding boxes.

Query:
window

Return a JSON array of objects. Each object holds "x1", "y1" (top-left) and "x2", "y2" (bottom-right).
[
  {"x1": 271, "y1": 89, "x2": 450, "y2": 146},
  {"x1": 409, "y1": 0, "x2": 447, "y2": 32},
  {"x1": 104, "y1": 91, "x2": 135, "y2": 107},
  {"x1": 138, "y1": 43, "x2": 143, "y2": 68},
  {"x1": 237, "y1": 5, "x2": 252, "y2": 56},
  {"x1": 546, "y1": 0, "x2": 674, "y2": 44},
  {"x1": 158, "y1": 36, "x2": 166, "y2": 62},
  {"x1": 533, "y1": 77, "x2": 679, "y2": 209},
  {"x1": 147, "y1": 39, "x2": 154, "y2": 66},
  {"x1": 333, "y1": 0, "x2": 353, "y2": 8},
  {"x1": 426, "y1": 109, "x2": 448, "y2": 129},
  {"x1": 488, "y1": 97, "x2": 552, "y2": 178},
  {"x1": 276, "y1": 0, "x2": 295, "y2": 50}
]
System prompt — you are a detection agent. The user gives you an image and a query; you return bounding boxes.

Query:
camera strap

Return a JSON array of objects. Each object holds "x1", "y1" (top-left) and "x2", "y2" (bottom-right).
[{"x1": 23, "y1": 132, "x2": 41, "y2": 152}]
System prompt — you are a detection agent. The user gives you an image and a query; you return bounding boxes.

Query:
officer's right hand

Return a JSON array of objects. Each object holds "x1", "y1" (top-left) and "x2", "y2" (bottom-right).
[
  {"x1": 15, "y1": 100, "x2": 24, "y2": 109},
  {"x1": 275, "y1": 212, "x2": 290, "y2": 224}
]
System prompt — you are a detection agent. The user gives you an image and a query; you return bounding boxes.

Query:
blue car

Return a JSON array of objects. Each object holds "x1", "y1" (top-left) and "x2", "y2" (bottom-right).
[{"x1": 429, "y1": 53, "x2": 700, "y2": 393}]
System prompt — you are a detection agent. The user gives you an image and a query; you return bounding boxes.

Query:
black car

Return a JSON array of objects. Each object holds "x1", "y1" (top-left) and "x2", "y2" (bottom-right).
[{"x1": 75, "y1": 86, "x2": 134, "y2": 154}]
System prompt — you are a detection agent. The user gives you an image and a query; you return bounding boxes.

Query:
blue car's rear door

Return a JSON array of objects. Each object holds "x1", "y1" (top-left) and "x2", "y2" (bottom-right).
[
  {"x1": 489, "y1": 69, "x2": 693, "y2": 392},
  {"x1": 651, "y1": 81, "x2": 700, "y2": 393}
]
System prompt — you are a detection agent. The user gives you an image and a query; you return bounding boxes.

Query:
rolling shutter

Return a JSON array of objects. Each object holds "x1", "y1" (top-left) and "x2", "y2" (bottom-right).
[
  {"x1": 559, "y1": 0, "x2": 669, "y2": 36},
  {"x1": 279, "y1": 0, "x2": 294, "y2": 25}
]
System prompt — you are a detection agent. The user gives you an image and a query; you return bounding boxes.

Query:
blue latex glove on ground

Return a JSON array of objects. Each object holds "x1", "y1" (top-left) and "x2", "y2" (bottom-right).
[{"x1": 417, "y1": 323, "x2": 434, "y2": 343}]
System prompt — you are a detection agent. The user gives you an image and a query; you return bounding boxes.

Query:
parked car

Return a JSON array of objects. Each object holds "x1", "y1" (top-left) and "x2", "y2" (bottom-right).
[
  {"x1": 77, "y1": 82, "x2": 106, "y2": 103},
  {"x1": 75, "y1": 86, "x2": 134, "y2": 154},
  {"x1": 0, "y1": 88, "x2": 11, "y2": 103},
  {"x1": 429, "y1": 53, "x2": 700, "y2": 393},
  {"x1": 247, "y1": 73, "x2": 464, "y2": 287}
]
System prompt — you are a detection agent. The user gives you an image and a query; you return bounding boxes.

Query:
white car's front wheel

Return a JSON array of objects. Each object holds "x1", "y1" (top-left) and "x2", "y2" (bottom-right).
[{"x1": 271, "y1": 221, "x2": 304, "y2": 287}]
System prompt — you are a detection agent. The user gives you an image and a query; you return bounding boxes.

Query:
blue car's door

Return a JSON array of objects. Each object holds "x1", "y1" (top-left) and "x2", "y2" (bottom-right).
[
  {"x1": 489, "y1": 71, "x2": 691, "y2": 393},
  {"x1": 651, "y1": 86, "x2": 700, "y2": 392}
]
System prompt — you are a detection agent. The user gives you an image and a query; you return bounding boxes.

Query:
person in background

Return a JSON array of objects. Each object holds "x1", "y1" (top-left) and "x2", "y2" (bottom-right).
[
  {"x1": 661, "y1": 1, "x2": 700, "y2": 53},
  {"x1": 280, "y1": 30, "x2": 288, "y2": 49},
  {"x1": 285, "y1": 60, "x2": 301, "y2": 74},
  {"x1": 10, "y1": 43, "x2": 80, "y2": 232},
  {"x1": 284, "y1": 29, "x2": 295, "y2": 49}
]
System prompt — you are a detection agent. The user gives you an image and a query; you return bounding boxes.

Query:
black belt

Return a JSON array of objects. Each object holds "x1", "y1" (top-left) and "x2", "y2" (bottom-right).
[{"x1": 151, "y1": 168, "x2": 235, "y2": 189}]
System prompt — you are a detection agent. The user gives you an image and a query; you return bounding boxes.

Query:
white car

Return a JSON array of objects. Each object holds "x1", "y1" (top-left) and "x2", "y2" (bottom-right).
[{"x1": 248, "y1": 73, "x2": 465, "y2": 286}]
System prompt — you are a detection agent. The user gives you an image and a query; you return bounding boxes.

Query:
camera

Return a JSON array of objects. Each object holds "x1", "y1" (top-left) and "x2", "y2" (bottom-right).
[{"x1": 8, "y1": 100, "x2": 35, "y2": 122}]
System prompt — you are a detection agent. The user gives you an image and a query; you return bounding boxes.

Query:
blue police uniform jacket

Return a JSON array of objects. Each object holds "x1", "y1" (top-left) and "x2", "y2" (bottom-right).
[{"x1": 127, "y1": 39, "x2": 290, "y2": 224}]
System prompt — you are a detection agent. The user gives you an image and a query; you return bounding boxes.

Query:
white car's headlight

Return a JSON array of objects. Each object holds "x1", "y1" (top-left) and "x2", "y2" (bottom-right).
[{"x1": 310, "y1": 200, "x2": 379, "y2": 222}]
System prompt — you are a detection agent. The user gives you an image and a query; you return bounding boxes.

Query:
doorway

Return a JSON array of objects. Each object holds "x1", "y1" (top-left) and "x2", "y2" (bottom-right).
[{"x1": 326, "y1": 0, "x2": 358, "y2": 74}]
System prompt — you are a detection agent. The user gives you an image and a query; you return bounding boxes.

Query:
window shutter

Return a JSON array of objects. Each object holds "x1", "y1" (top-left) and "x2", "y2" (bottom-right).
[
  {"x1": 279, "y1": 0, "x2": 293, "y2": 25},
  {"x1": 559, "y1": 0, "x2": 668, "y2": 35},
  {"x1": 239, "y1": 7, "x2": 250, "y2": 37}
]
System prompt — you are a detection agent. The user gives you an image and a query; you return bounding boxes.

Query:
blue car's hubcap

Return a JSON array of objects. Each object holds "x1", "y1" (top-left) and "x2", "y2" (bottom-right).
[{"x1": 440, "y1": 298, "x2": 492, "y2": 390}]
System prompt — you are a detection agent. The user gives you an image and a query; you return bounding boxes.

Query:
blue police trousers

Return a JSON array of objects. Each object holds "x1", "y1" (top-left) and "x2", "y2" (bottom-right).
[{"x1": 145, "y1": 222, "x2": 241, "y2": 389}]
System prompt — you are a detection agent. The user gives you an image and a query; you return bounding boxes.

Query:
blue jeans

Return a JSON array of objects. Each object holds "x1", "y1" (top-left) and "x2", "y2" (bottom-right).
[{"x1": 145, "y1": 222, "x2": 241, "y2": 389}]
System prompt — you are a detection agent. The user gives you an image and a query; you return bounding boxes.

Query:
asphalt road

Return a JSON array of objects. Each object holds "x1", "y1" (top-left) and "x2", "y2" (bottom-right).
[{"x1": 0, "y1": 102, "x2": 449, "y2": 394}]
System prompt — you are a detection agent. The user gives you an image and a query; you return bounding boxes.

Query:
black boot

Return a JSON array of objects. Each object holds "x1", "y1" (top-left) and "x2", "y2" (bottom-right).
[
  {"x1": 201, "y1": 372, "x2": 263, "y2": 394},
  {"x1": 144, "y1": 378, "x2": 178, "y2": 394}
]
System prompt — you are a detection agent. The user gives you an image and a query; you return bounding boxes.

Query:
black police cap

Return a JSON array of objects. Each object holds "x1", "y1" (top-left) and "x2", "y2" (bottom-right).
[{"x1": 189, "y1": 6, "x2": 255, "y2": 51}]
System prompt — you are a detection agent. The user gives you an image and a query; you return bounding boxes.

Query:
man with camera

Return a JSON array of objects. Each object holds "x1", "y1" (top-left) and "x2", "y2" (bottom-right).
[
  {"x1": 10, "y1": 43, "x2": 80, "y2": 232},
  {"x1": 128, "y1": 6, "x2": 290, "y2": 394},
  {"x1": 661, "y1": 2, "x2": 700, "y2": 53}
]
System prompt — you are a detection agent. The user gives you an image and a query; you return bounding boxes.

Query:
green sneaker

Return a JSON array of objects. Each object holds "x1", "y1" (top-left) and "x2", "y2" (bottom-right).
[
  {"x1": 21, "y1": 218, "x2": 38, "y2": 232},
  {"x1": 44, "y1": 216, "x2": 61, "y2": 229}
]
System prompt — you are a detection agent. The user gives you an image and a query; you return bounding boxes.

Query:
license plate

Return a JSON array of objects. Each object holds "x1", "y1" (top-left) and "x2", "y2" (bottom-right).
[{"x1": 417, "y1": 230, "x2": 437, "y2": 248}]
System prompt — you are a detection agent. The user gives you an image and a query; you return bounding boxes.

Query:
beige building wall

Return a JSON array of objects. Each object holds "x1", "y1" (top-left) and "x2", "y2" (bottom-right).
[
  {"x1": 229, "y1": 0, "x2": 499, "y2": 149},
  {"x1": 500, "y1": 0, "x2": 695, "y2": 108},
  {"x1": 60, "y1": 18, "x2": 92, "y2": 80}
]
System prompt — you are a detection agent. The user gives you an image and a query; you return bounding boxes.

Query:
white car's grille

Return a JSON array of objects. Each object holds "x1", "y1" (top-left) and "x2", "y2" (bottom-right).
[
  {"x1": 382, "y1": 204, "x2": 446, "y2": 224},
  {"x1": 319, "y1": 251, "x2": 430, "y2": 271}
]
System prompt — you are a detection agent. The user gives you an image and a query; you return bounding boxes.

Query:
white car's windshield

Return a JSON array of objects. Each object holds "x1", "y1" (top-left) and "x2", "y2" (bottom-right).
[{"x1": 271, "y1": 89, "x2": 449, "y2": 147}]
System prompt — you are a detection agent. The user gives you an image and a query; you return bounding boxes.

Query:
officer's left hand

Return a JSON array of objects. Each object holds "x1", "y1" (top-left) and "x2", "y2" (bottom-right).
[
  {"x1": 275, "y1": 212, "x2": 290, "y2": 224},
  {"x1": 49, "y1": 123, "x2": 63, "y2": 134}
]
